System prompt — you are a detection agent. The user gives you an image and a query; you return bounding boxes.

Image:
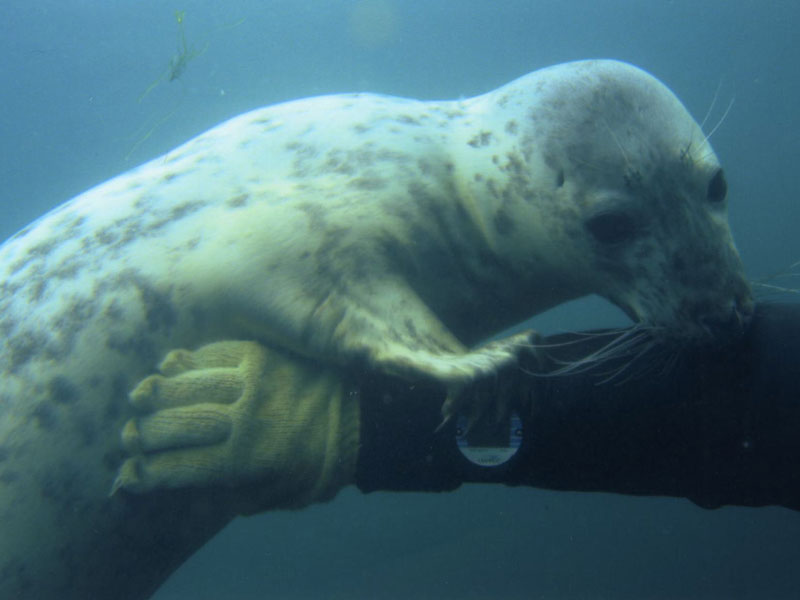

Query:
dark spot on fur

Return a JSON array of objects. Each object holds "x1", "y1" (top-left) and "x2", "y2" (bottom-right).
[
  {"x1": 290, "y1": 142, "x2": 321, "y2": 177},
  {"x1": 494, "y1": 210, "x2": 515, "y2": 236},
  {"x1": 59, "y1": 215, "x2": 87, "y2": 239},
  {"x1": 227, "y1": 193, "x2": 249, "y2": 208},
  {"x1": 505, "y1": 120, "x2": 519, "y2": 134},
  {"x1": 116, "y1": 275, "x2": 177, "y2": 333},
  {"x1": 396, "y1": 114, "x2": 422, "y2": 126},
  {"x1": 404, "y1": 318, "x2": 419, "y2": 340},
  {"x1": 169, "y1": 201, "x2": 204, "y2": 221},
  {"x1": 95, "y1": 227, "x2": 118, "y2": 246},
  {"x1": 467, "y1": 131, "x2": 493, "y2": 148},
  {"x1": 49, "y1": 376, "x2": 79, "y2": 404},
  {"x1": 28, "y1": 238, "x2": 59, "y2": 259},
  {"x1": 142, "y1": 289, "x2": 176, "y2": 332},
  {"x1": 297, "y1": 202, "x2": 328, "y2": 232},
  {"x1": 486, "y1": 178, "x2": 500, "y2": 200},
  {"x1": 556, "y1": 170, "x2": 565, "y2": 187},
  {"x1": 7, "y1": 331, "x2": 46, "y2": 371},
  {"x1": 501, "y1": 153, "x2": 525, "y2": 176},
  {"x1": 161, "y1": 172, "x2": 180, "y2": 183},
  {"x1": 473, "y1": 173, "x2": 483, "y2": 182},
  {"x1": 50, "y1": 259, "x2": 83, "y2": 281},
  {"x1": 28, "y1": 279, "x2": 47, "y2": 302},
  {"x1": 68, "y1": 297, "x2": 97, "y2": 321},
  {"x1": 350, "y1": 177, "x2": 386, "y2": 190},
  {"x1": 32, "y1": 403, "x2": 57, "y2": 430},
  {"x1": 106, "y1": 331, "x2": 158, "y2": 365},
  {"x1": 104, "y1": 299, "x2": 125, "y2": 322},
  {"x1": 353, "y1": 123, "x2": 371, "y2": 134},
  {"x1": 0, "y1": 316, "x2": 17, "y2": 339}
]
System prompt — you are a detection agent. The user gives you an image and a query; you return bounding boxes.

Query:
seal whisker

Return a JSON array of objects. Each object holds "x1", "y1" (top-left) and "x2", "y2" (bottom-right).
[
  {"x1": 753, "y1": 282, "x2": 800, "y2": 297},
  {"x1": 560, "y1": 327, "x2": 636, "y2": 338},
  {"x1": 658, "y1": 347, "x2": 681, "y2": 378},
  {"x1": 751, "y1": 259, "x2": 800, "y2": 299},
  {"x1": 702, "y1": 96, "x2": 735, "y2": 145},
  {"x1": 592, "y1": 338, "x2": 658, "y2": 385},
  {"x1": 551, "y1": 335, "x2": 652, "y2": 380},
  {"x1": 527, "y1": 325, "x2": 658, "y2": 379},
  {"x1": 601, "y1": 116, "x2": 634, "y2": 173},
  {"x1": 571, "y1": 155, "x2": 607, "y2": 173},
  {"x1": 699, "y1": 79, "x2": 724, "y2": 132},
  {"x1": 519, "y1": 331, "x2": 624, "y2": 350}
]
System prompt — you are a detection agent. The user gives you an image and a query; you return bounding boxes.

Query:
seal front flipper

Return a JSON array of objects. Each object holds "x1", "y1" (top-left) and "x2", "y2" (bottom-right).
[
  {"x1": 327, "y1": 283, "x2": 544, "y2": 425},
  {"x1": 435, "y1": 331, "x2": 545, "y2": 427},
  {"x1": 372, "y1": 329, "x2": 542, "y2": 426},
  {"x1": 113, "y1": 341, "x2": 359, "y2": 512}
]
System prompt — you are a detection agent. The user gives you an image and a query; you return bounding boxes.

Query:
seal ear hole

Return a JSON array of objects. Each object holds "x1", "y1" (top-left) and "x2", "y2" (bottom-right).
[
  {"x1": 556, "y1": 170, "x2": 565, "y2": 188},
  {"x1": 586, "y1": 212, "x2": 638, "y2": 245},
  {"x1": 707, "y1": 169, "x2": 727, "y2": 204}
]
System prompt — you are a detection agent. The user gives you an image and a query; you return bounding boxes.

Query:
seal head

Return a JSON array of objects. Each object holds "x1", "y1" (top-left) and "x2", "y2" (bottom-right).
[{"x1": 459, "y1": 60, "x2": 753, "y2": 345}]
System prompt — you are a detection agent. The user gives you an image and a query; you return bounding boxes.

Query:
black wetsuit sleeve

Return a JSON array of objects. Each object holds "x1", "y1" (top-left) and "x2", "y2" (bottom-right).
[{"x1": 355, "y1": 303, "x2": 800, "y2": 511}]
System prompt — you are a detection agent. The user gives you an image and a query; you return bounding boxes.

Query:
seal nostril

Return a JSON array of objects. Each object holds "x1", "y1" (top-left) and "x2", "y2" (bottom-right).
[
  {"x1": 734, "y1": 298, "x2": 755, "y2": 330},
  {"x1": 707, "y1": 169, "x2": 727, "y2": 204},
  {"x1": 695, "y1": 298, "x2": 752, "y2": 342}
]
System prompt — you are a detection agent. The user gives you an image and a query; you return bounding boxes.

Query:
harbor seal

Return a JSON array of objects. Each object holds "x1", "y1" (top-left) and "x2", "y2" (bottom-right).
[{"x1": 0, "y1": 59, "x2": 752, "y2": 598}]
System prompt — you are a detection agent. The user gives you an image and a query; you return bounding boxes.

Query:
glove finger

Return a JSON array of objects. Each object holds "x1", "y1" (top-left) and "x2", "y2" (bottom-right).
[
  {"x1": 130, "y1": 368, "x2": 243, "y2": 411},
  {"x1": 121, "y1": 403, "x2": 232, "y2": 454},
  {"x1": 158, "y1": 349, "x2": 201, "y2": 377},
  {"x1": 112, "y1": 448, "x2": 230, "y2": 494},
  {"x1": 160, "y1": 341, "x2": 261, "y2": 376}
]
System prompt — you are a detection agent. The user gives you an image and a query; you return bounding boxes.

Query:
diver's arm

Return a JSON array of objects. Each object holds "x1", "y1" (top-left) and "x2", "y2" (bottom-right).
[
  {"x1": 356, "y1": 303, "x2": 800, "y2": 511},
  {"x1": 117, "y1": 302, "x2": 800, "y2": 512}
]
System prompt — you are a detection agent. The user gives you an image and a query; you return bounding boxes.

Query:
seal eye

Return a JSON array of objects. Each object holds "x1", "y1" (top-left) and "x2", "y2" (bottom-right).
[
  {"x1": 707, "y1": 169, "x2": 727, "y2": 204},
  {"x1": 586, "y1": 212, "x2": 637, "y2": 245}
]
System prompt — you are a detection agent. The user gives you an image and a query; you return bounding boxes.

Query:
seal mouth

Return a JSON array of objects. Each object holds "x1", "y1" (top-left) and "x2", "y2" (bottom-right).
[
  {"x1": 694, "y1": 302, "x2": 753, "y2": 345},
  {"x1": 616, "y1": 293, "x2": 755, "y2": 348},
  {"x1": 656, "y1": 296, "x2": 755, "y2": 348}
]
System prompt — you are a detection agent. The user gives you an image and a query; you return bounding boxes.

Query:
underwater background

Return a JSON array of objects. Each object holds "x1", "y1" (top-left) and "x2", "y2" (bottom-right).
[{"x1": 2, "y1": 1, "x2": 799, "y2": 598}]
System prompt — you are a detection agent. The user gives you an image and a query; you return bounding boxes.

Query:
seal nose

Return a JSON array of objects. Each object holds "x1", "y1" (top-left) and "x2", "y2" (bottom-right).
[{"x1": 698, "y1": 295, "x2": 754, "y2": 342}]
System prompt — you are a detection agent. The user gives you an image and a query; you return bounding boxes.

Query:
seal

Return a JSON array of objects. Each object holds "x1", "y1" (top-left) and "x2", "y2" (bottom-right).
[{"x1": 0, "y1": 59, "x2": 753, "y2": 598}]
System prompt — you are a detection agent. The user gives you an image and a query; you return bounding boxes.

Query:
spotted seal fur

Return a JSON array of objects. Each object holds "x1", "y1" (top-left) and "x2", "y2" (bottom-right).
[{"x1": 0, "y1": 59, "x2": 752, "y2": 598}]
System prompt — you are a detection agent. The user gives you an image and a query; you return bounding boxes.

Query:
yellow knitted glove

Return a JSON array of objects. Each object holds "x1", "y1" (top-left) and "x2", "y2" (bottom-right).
[{"x1": 112, "y1": 341, "x2": 360, "y2": 512}]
